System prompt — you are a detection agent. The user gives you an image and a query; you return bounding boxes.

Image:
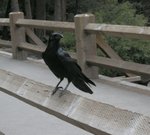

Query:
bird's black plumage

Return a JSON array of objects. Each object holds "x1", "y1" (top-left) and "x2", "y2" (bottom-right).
[{"x1": 42, "y1": 32, "x2": 95, "y2": 96}]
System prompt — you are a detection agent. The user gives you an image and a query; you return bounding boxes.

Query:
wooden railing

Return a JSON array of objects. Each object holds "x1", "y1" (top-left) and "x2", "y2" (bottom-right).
[{"x1": 1, "y1": 12, "x2": 150, "y2": 79}]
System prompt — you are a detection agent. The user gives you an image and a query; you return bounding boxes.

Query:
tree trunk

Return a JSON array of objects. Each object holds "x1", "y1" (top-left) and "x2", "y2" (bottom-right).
[
  {"x1": 54, "y1": 0, "x2": 61, "y2": 21},
  {"x1": 5, "y1": 0, "x2": 11, "y2": 17},
  {"x1": 75, "y1": 0, "x2": 78, "y2": 14},
  {"x1": 30, "y1": 0, "x2": 36, "y2": 18},
  {"x1": 36, "y1": 0, "x2": 46, "y2": 20},
  {"x1": 35, "y1": 0, "x2": 46, "y2": 39},
  {"x1": 25, "y1": 0, "x2": 32, "y2": 19},
  {"x1": 54, "y1": 0, "x2": 66, "y2": 21},
  {"x1": 61, "y1": 0, "x2": 66, "y2": 21},
  {"x1": 1, "y1": 0, "x2": 11, "y2": 40},
  {"x1": 11, "y1": 0, "x2": 20, "y2": 11}
]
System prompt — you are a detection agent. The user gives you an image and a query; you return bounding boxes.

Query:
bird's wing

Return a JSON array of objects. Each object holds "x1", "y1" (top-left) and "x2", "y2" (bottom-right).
[
  {"x1": 57, "y1": 48, "x2": 95, "y2": 86},
  {"x1": 57, "y1": 48, "x2": 82, "y2": 77},
  {"x1": 57, "y1": 47, "x2": 95, "y2": 94}
]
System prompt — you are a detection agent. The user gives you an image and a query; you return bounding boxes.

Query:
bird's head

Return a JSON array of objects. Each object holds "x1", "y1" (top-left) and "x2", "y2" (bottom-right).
[
  {"x1": 47, "y1": 32, "x2": 64, "y2": 49},
  {"x1": 51, "y1": 32, "x2": 64, "y2": 41}
]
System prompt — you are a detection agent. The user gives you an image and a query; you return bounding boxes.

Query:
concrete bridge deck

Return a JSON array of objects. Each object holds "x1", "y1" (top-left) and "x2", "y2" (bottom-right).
[{"x1": 0, "y1": 51, "x2": 150, "y2": 135}]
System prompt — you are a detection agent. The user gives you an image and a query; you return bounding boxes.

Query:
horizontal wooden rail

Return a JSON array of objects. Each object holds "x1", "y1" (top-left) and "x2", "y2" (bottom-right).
[
  {"x1": 18, "y1": 42, "x2": 45, "y2": 53},
  {"x1": 0, "y1": 39, "x2": 12, "y2": 48},
  {"x1": 18, "y1": 42, "x2": 77, "y2": 60},
  {"x1": 1, "y1": 13, "x2": 150, "y2": 78},
  {"x1": 85, "y1": 23, "x2": 150, "y2": 40},
  {"x1": 0, "y1": 18, "x2": 10, "y2": 26},
  {"x1": 16, "y1": 19, "x2": 75, "y2": 32},
  {"x1": 18, "y1": 42, "x2": 150, "y2": 76},
  {"x1": 87, "y1": 56, "x2": 150, "y2": 76}
]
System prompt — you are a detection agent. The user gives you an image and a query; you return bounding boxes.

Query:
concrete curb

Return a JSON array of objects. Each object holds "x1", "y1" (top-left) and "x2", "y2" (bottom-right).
[{"x1": 0, "y1": 69, "x2": 150, "y2": 135}]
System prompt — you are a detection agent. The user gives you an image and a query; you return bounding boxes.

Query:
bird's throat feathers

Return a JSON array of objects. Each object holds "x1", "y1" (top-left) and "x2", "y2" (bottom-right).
[{"x1": 46, "y1": 40, "x2": 60, "y2": 52}]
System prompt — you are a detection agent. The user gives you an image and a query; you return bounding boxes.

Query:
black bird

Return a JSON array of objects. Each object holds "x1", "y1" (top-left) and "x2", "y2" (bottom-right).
[{"x1": 42, "y1": 32, "x2": 96, "y2": 96}]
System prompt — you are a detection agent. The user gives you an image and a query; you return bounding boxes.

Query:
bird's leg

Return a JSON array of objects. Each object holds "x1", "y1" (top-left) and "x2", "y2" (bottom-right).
[
  {"x1": 52, "y1": 78, "x2": 63, "y2": 95},
  {"x1": 59, "y1": 81, "x2": 70, "y2": 97}
]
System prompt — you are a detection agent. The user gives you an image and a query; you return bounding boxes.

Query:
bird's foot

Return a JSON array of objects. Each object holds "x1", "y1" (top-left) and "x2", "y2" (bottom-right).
[
  {"x1": 59, "y1": 89, "x2": 66, "y2": 97},
  {"x1": 51, "y1": 86, "x2": 63, "y2": 95}
]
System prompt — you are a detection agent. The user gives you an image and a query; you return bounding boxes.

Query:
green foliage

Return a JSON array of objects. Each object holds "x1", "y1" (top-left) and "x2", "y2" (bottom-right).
[
  {"x1": 108, "y1": 37, "x2": 150, "y2": 63},
  {"x1": 94, "y1": 1, "x2": 147, "y2": 25},
  {"x1": 60, "y1": 1, "x2": 150, "y2": 77},
  {"x1": 60, "y1": 32, "x2": 76, "y2": 52},
  {"x1": 93, "y1": 1, "x2": 150, "y2": 76}
]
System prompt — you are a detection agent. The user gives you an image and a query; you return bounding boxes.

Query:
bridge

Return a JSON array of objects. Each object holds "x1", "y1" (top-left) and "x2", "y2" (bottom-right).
[{"x1": 0, "y1": 12, "x2": 150, "y2": 135}]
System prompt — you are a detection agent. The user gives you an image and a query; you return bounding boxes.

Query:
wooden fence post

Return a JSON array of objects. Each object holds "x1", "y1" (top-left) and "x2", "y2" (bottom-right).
[
  {"x1": 9, "y1": 12, "x2": 27, "y2": 60},
  {"x1": 74, "y1": 14, "x2": 98, "y2": 79}
]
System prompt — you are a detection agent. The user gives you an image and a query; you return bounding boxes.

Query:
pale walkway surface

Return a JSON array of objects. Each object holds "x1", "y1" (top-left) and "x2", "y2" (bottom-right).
[
  {"x1": 0, "y1": 51, "x2": 150, "y2": 135},
  {"x1": 0, "y1": 52, "x2": 92, "y2": 135}
]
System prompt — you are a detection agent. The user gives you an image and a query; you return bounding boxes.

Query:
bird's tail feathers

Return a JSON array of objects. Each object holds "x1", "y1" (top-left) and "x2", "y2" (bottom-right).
[
  {"x1": 82, "y1": 74, "x2": 96, "y2": 86},
  {"x1": 72, "y1": 79, "x2": 93, "y2": 94}
]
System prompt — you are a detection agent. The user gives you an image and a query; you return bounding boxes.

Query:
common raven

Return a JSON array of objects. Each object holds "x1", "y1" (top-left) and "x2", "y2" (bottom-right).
[{"x1": 42, "y1": 32, "x2": 96, "y2": 96}]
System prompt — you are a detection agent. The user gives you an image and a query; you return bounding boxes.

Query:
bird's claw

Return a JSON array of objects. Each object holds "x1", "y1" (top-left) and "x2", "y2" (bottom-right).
[
  {"x1": 59, "y1": 90, "x2": 65, "y2": 97},
  {"x1": 58, "y1": 86, "x2": 63, "y2": 90},
  {"x1": 51, "y1": 86, "x2": 63, "y2": 95}
]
